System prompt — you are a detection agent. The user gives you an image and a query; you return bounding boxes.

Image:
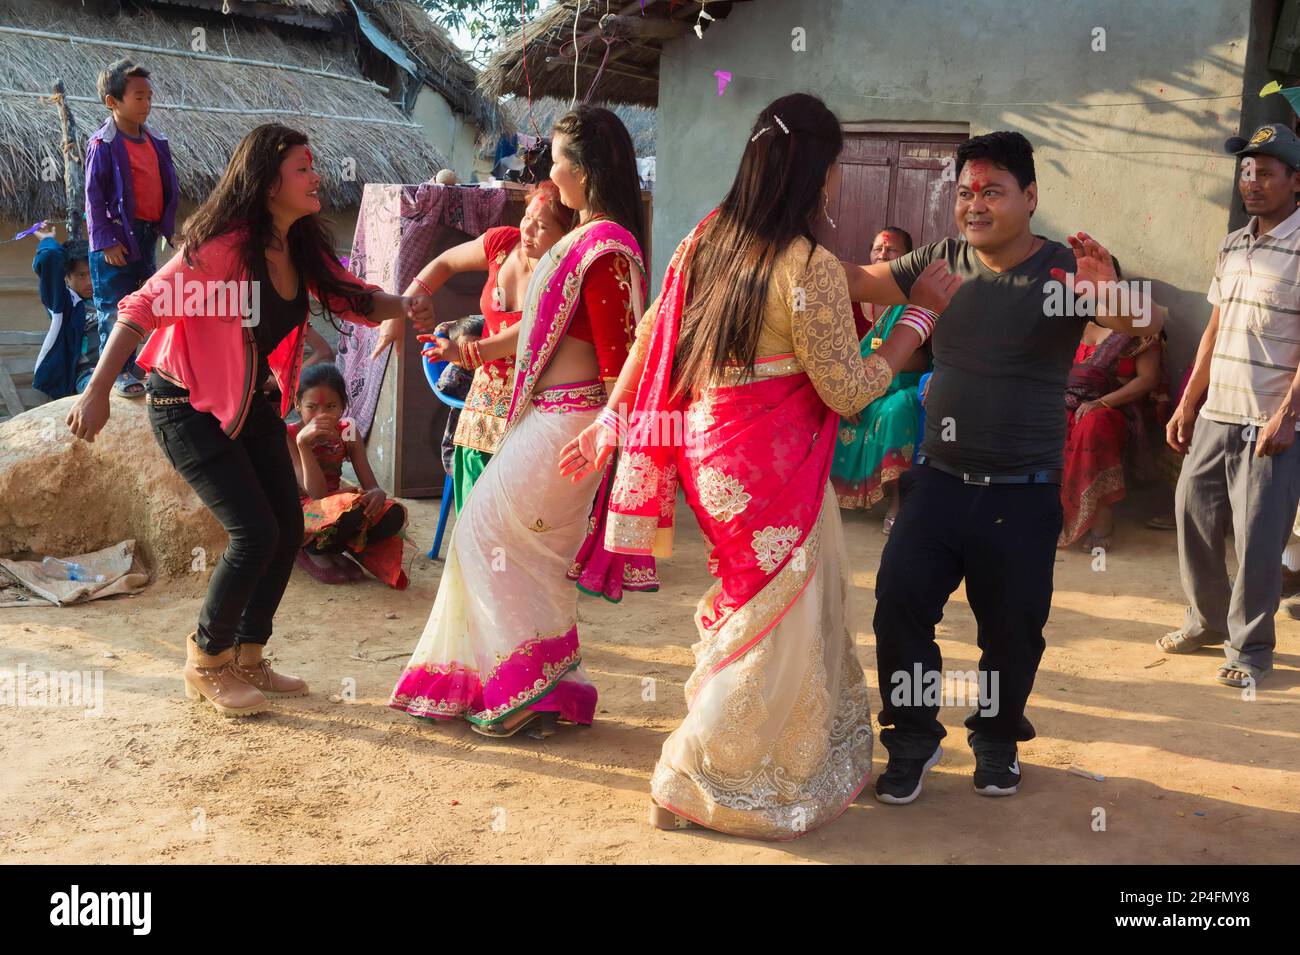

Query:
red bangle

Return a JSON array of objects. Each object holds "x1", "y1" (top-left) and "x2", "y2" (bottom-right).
[{"x1": 413, "y1": 277, "x2": 434, "y2": 298}]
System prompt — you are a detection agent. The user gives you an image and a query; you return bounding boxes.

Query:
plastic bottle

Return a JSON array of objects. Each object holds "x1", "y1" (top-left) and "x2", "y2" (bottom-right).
[{"x1": 40, "y1": 556, "x2": 105, "y2": 584}]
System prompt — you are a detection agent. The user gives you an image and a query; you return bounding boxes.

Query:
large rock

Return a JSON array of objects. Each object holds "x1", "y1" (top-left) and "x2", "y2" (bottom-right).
[{"x1": 0, "y1": 395, "x2": 226, "y2": 577}]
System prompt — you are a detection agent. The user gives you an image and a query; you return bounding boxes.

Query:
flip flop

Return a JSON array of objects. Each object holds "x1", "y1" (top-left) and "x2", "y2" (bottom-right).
[
  {"x1": 1145, "y1": 515, "x2": 1178, "y2": 530},
  {"x1": 1215, "y1": 665, "x2": 1260, "y2": 688},
  {"x1": 295, "y1": 549, "x2": 350, "y2": 584},
  {"x1": 113, "y1": 373, "x2": 145, "y2": 398},
  {"x1": 1156, "y1": 629, "x2": 1217, "y2": 654}
]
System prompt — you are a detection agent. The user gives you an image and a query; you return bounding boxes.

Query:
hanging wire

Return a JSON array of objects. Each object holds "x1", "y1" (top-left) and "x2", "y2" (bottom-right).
[
  {"x1": 571, "y1": 0, "x2": 582, "y2": 106},
  {"x1": 520, "y1": 0, "x2": 540, "y2": 137}
]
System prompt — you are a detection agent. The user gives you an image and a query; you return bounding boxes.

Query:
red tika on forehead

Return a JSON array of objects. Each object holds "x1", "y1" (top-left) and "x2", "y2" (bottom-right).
[{"x1": 304, "y1": 146, "x2": 314, "y2": 165}]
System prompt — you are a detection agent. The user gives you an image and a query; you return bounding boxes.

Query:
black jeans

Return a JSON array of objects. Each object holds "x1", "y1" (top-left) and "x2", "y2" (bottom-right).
[
  {"x1": 148, "y1": 378, "x2": 303, "y2": 654},
  {"x1": 872, "y1": 463, "x2": 1062, "y2": 758}
]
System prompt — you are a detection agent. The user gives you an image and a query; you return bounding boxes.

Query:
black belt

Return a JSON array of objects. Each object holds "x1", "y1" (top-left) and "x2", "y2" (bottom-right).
[{"x1": 915, "y1": 454, "x2": 1061, "y2": 486}]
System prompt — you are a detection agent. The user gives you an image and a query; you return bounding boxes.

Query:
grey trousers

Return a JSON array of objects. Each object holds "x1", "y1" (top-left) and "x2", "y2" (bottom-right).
[{"x1": 1175, "y1": 417, "x2": 1300, "y2": 677}]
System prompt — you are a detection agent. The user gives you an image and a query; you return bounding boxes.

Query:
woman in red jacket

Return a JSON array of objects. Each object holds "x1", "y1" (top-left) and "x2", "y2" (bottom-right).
[{"x1": 67, "y1": 124, "x2": 434, "y2": 718}]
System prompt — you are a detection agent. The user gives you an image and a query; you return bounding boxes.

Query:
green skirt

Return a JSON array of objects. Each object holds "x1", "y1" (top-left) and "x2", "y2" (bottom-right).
[{"x1": 452, "y1": 446, "x2": 492, "y2": 514}]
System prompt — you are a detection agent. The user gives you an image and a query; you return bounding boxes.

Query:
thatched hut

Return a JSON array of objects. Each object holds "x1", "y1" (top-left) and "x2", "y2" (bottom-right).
[
  {"x1": 477, "y1": 0, "x2": 748, "y2": 108},
  {"x1": 0, "y1": 0, "x2": 507, "y2": 414}
]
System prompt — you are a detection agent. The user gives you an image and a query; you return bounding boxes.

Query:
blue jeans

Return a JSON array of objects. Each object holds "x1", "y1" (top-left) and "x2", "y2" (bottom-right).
[{"x1": 90, "y1": 219, "x2": 158, "y2": 379}]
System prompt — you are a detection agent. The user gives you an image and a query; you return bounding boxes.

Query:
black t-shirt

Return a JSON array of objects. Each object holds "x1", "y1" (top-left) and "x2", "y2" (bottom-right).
[
  {"x1": 250, "y1": 256, "x2": 308, "y2": 385},
  {"x1": 890, "y1": 236, "x2": 1085, "y2": 474}
]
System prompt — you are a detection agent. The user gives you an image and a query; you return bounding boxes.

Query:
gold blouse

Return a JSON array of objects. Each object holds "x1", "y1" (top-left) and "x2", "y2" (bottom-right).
[{"x1": 630, "y1": 236, "x2": 891, "y2": 415}]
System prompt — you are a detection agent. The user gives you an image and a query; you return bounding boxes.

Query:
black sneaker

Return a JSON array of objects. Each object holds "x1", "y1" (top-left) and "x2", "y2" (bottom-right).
[
  {"x1": 874, "y1": 745, "x2": 943, "y2": 805},
  {"x1": 972, "y1": 741, "x2": 1021, "y2": 796}
]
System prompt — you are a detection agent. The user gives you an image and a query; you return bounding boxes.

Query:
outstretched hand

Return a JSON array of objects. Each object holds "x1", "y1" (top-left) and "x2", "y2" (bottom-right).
[
  {"x1": 418, "y1": 331, "x2": 461, "y2": 365},
  {"x1": 558, "y1": 420, "x2": 617, "y2": 483}
]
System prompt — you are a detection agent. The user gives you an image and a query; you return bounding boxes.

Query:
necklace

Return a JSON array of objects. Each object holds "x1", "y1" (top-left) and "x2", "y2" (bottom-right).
[{"x1": 982, "y1": 233, "x2": 1043, "y2": 273}]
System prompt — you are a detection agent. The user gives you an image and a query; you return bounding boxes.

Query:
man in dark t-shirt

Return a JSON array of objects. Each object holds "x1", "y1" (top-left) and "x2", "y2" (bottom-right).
[{"x1": 840, "y1": 131, "x2": 1161, "y2": 805}]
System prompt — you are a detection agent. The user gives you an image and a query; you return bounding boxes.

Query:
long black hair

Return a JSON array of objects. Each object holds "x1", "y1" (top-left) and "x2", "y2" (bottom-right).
[
  {"x1": 180, "y1": 123, "x2": 372, "y2": 326},
  {"x1": 552, "y1": 105, "x2": 646, "y2": 255},
  {"x1": 673, "y1": 93, "x2": 843, "y2": 396}
]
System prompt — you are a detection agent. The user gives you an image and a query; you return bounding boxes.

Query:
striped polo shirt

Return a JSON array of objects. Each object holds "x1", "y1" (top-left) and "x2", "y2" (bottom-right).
[{"x1": 1203, "y1": 205, "x2": 1300, "y2": 429}]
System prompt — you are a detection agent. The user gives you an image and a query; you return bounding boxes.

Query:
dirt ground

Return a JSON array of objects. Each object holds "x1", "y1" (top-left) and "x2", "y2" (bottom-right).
[{"x1": 1, "y1": 493, "x2": 1297, "y2": 865}]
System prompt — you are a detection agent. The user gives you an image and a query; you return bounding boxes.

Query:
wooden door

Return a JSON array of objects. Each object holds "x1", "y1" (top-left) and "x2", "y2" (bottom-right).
[{"x1": 817, "y1": 131, "x2": 967, "y2": 261}]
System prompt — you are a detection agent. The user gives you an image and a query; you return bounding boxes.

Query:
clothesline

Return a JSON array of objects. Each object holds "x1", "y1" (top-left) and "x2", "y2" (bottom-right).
[
  {"x1": 0, "y1": 24, "x2": 388, "y2": 93},
  {"x1": 3, "y1": 88, "x2": 423, "y2": 129}
]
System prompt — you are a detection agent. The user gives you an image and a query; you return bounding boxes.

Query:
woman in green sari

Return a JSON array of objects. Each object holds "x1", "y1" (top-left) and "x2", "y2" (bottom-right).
[{"x1": 832, "y1": 227, "x2": 931, "y2": 532}]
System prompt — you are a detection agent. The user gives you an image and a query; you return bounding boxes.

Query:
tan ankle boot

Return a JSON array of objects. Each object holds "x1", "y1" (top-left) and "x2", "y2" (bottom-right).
[
  {"x1": 233, "y1": 643, "x2": 309, "y2": 698},
  {"x1": 183, "y1": 633, "x2": 269, "y2": 717}
]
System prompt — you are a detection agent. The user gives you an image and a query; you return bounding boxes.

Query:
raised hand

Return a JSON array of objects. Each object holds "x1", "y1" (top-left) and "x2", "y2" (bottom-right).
[
  {"x1": 297, "y1": 413, "x2": 340, "y2": 448},
  {"x1": 1051, "y1": 232, "x2": 1117, "y2": 291}
]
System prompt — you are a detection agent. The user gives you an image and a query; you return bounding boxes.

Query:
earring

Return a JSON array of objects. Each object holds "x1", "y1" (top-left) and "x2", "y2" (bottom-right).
[{"x1": 822, "y1": 191, "x2": 837, "y2": 230}]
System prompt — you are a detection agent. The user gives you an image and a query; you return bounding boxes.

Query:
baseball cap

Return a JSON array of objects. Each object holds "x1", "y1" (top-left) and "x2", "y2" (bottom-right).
[{"x1": 1224, "y1": 123, "x2": 1300, "y2": 170}]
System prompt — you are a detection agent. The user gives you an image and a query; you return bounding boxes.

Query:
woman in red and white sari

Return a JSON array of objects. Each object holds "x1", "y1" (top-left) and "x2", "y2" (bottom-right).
[
  {"x1": 560, "y1": 94, "x2": 959, "y2": 839},
  {"x1": 389, "y1": 106, "x2": 654, "y2": 740}
]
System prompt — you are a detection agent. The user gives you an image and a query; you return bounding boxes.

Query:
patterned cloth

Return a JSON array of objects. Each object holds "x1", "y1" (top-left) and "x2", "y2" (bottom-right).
[{"x1": 338, "y1": 183, "x2": 509, "y2": 437}]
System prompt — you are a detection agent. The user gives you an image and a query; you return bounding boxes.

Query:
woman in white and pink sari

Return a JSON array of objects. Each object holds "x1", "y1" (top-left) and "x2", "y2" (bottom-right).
[
  {"x1": 561, "y1": 94, "x2": 959, "y2": 839},
  {"x1": 389, "y1": 106, "x2": 653, "y2": 739}
]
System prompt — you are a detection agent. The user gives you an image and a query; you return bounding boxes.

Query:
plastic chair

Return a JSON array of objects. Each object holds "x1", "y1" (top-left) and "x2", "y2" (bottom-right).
[
  {"x1": 422, "y1": 338, "x2": 465, "y2": 560},
  {"x1": 914, "y1": 371, "x2": 932, "y2": 459}
]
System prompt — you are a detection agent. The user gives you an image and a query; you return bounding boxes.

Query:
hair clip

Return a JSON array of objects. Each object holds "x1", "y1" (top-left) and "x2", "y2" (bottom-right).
[
  {"x1": 750, "y1": 126, "x2": 772, "y2": 143},
  {"x1": 774, "y1": 114, "x2": 789, "y2": 134}
]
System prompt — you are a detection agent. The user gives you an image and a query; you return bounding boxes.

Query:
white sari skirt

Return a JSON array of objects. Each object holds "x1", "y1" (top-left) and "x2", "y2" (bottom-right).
[{"x1": 389, "y1": 380, "x2": 607, "y2": 726}]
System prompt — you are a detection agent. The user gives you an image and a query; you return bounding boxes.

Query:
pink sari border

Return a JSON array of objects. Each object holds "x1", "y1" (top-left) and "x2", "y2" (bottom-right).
[{"x1": 388, "y1": 628, "x2": 594, "y2": 726}]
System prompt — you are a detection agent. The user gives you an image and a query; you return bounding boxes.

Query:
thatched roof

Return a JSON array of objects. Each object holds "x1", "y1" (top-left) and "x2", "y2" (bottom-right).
[
  {"x1": 0, "y1": 0, "x2": 453, "y2": 221},
  {"x1": 504, "y1": 97, "x2": 656, "y2": 156},
  {"x1": 480, "y1": 0, "x2": 757, "y2": 108},
  {"x1": 354, "y1": 0, "x2": 511, "y2": 135}
]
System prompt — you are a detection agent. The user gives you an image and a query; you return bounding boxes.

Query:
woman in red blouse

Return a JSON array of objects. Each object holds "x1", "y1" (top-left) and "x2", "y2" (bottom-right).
[
  {"x1": 378, "y1": 182, "x2": 576, "y2": 511},
  {"x1": 390, "y1": 106, "x2": 652, "y2": 739}
]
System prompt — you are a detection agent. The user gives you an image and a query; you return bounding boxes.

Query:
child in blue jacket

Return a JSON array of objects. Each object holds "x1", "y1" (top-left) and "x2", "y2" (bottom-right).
[{"x1": 32, "y1": 227, "x2": 98, "y2": 399}]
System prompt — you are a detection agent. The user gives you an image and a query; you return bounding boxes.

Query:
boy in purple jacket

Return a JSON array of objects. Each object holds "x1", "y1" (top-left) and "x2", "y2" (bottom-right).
[{"x1": 85, "y1": 58, "x2": 178, "y2": 398}]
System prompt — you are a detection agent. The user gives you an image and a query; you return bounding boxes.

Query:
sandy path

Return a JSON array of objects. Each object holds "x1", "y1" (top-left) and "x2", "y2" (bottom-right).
[{"x1": 1, "y1": 497, "x2": 1297, "y2": 864}]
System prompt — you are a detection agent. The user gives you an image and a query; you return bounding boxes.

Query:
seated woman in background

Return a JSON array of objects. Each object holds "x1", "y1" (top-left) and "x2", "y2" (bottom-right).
[
  {"x1": 377, "y1": 181, "x2": 576, "y2": 513},
  {"x1": 1058, "y1": 289, "x2": 1162, "y2": 550},
  {"x1": 831, "y1": 226, "x2": 931, "y2": 533},
  {"x1": 288, "y1": 363, "x2": 409, "y2": 588}
]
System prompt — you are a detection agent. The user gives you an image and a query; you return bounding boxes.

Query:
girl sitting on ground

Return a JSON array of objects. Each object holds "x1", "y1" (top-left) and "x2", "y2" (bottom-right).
[{"x1": 288, "y1": 363, "x2": 409, "y2": 588}]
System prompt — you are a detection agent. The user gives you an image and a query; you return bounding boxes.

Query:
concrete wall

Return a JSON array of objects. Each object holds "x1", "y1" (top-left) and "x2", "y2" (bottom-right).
[
  {"x1": 654, "y1": 0, "x2": 1257, "y2": 380},
  {"x1": 411, "y1": 87, "x2": 482, "y2": 182}
]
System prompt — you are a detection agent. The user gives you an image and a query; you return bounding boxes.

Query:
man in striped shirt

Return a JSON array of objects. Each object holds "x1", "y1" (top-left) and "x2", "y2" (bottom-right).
[{"x1": 1161, "y1": 122, "x2": 1300, "y2": 688}]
